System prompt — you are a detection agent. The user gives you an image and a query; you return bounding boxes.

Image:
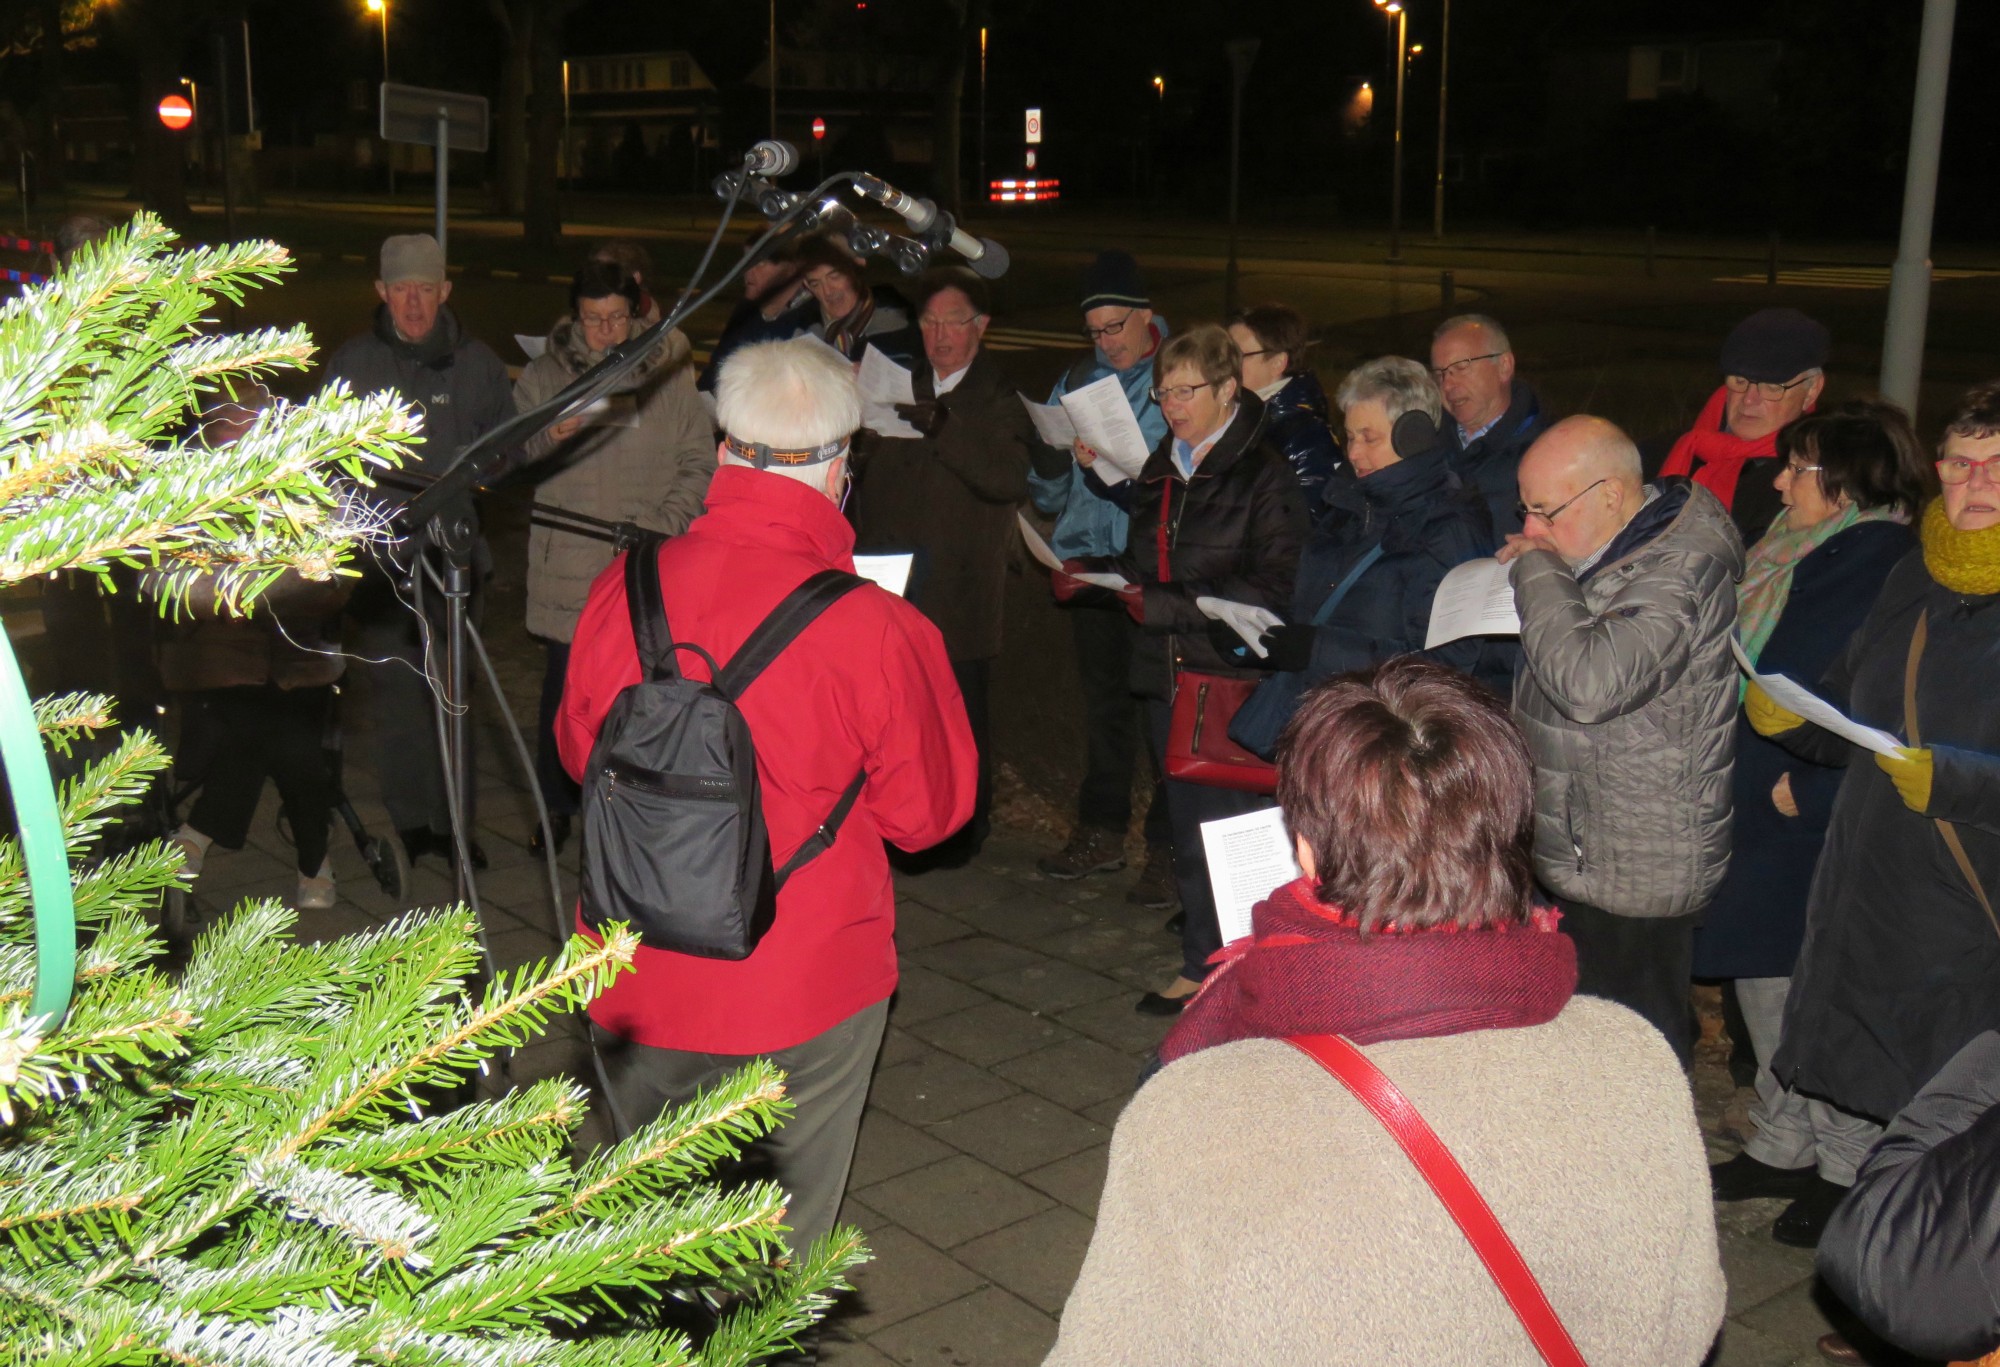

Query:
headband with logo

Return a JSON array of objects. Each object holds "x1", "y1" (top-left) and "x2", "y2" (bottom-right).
[{"x1": 724, "y1": 434, "x2": 850, "y2": 469}]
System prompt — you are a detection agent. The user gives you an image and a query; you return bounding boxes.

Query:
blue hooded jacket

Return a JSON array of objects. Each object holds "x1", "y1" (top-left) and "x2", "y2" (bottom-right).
[{"x1": 1027, "y1": 318, "x2": 1171, "y2": 560}]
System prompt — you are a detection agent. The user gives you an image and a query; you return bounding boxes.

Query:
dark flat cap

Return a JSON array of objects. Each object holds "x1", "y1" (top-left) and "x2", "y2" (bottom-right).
[{"x1": 1720, "y1": 308, "x2": 1830, "y2": 383}]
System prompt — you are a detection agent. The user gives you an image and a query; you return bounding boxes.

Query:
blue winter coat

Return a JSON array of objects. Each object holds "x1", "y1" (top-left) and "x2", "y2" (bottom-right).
[
  {"x1": 1445, "y1": 379, "x2": 1544, "y2": 539},
  {"x1": 1262, "y1": 371, "x2": 1342, "y2": 510},
  {"x1": 1692, "y1": 519, "x2": 1915, "y2": 980},
  {"x1": 1027, "y1": 320, "x2": 1171, "y2": 560}
]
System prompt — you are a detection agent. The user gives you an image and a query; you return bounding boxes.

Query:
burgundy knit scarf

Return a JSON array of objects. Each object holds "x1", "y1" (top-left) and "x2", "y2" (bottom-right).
[
  {"x1": 1659, "y1": 385, "x2": 1786, "y2": 509},
  {"x1": 1158, "y1": 879, "x2": 1578, "y2": 1065}
]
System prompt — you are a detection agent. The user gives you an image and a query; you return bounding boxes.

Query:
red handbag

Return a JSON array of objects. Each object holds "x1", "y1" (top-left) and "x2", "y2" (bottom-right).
[
  {"x1": 1288, "y1": 1033, "x2": 1589, "y2": 1367},
  {"x1": 1165, "y1": 670, "x2": 1279, "y2": 793}
]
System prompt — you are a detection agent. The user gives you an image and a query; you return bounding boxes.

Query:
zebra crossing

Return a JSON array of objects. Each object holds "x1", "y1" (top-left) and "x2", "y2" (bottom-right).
[
  {"x1": 980, "y1": 325, "x2": 1088, "y2": 353},
  {"x1": 1712, "y1": 264, "x2": 2000, "y2": 290}
]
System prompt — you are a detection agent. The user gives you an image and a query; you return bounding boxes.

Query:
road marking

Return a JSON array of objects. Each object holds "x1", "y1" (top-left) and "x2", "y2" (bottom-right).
[
  {"x1": 1713, "y1": 266, "x2": 2000, "y2": 289},
  {"x1": 985, "y1": 327, "x2": 1083, "y2": 351}
]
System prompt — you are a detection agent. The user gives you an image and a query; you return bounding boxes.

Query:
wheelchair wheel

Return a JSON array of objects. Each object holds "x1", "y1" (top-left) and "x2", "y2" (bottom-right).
[{"x1": 361, "y1": 832, "x2": 411, "y2": 905}]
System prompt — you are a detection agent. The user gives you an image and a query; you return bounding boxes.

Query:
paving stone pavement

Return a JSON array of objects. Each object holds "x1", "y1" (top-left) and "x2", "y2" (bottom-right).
[{"x1": 159, "y1": 730, "x2": 1861, "y2": 1367}]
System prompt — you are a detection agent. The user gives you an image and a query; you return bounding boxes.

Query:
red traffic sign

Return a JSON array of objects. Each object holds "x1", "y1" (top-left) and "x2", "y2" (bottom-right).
[
  {"x1": 812, "y1": 117, "x2": 826, "y2": 141},
  {"x1": 158, "y1": 94, "x2": 194, "y2": 131}
]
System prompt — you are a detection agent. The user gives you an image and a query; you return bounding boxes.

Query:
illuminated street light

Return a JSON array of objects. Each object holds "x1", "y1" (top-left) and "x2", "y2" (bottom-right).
[
  {"x1": 1153, "y1": 74, "x2": 1165, "y2": 99},
  {"x1": 1371, "y1": 0, "x2": 1408, "y2": 261}
]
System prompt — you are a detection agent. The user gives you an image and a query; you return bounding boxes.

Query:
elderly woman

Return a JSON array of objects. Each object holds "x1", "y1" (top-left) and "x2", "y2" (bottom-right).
[
  {"x1": 1046, "y1": 658, "x2": 1726, "y2": 1366},
  {"x1": 1226, "y1": 303, "x2": 1340, "y2": 507},
  {"x1": 1747, "y1": 380, "x2": 2000, "y2": 1250},
  {"x1": 1701, "y1": 402, "x2": 1927, "y2": 1220},
  {"x1": 1229, "y1": 357, "x2": 1497, "y2": 755},
  {"x1": 795, "y1": 235, "x2": 920, "y2": 366},
  {"x1": 515, "y1": 258, "x2": 714, "y2": 854},
  {"x1": 1068, "y1": 324, "x2": 1307, "y2": 1013}
]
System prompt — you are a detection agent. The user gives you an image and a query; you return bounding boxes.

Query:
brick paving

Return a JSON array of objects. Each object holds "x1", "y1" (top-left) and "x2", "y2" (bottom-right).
[{"x1": 158, "y1": 697, "x2": 1855, "y2": 1367}]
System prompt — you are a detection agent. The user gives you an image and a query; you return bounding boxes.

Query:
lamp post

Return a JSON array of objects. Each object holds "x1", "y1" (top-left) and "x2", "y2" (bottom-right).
[
  {"x1": 1880, "y1": 0, "x2": 1959, "y2": 412},
  {"x1": 1432, "y1": 0, "x2": 1449, "y2": 239},
  {"x1": 1373, "y1": 0, "x2": 1407, "y2": 262},
  {"x1": 1224, "y1": 38, "x2": 1260, "y2": 314},
  {"x1": 979, "y1": 27, "x2": 988, "y2": 207},
  {"x1": 365, "y1": 0, "x2": 392, "y2": 194}
]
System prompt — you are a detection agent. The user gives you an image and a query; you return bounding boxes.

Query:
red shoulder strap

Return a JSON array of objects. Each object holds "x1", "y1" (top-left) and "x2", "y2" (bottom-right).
[{"x1": 1286, "y1": 1033, "x2": 1589, "y2": 1367}]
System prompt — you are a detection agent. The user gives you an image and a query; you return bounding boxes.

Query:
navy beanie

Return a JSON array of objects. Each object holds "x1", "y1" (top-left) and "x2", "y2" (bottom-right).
[
  {"x1": 1720, "y1": 308, "x2": 1830, "y2": 383},
  {"x1": 1080, "y1": 250, "x2": 1149, "y2": 312}
]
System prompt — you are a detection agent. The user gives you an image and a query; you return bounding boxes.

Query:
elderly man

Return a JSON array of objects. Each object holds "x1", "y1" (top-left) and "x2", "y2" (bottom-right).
[
  {"x1": 1661, "y1": 307, "x2": 1828, "y2": 544},
  {"x1": 852, "y1": 268, "x2": 1034, "y2": 858},
  {"x1": 325, "y1": 233, "x2": 513, "y2": 869},
  {"x1": 558, "y1": 336, "x2": 976, "y2": 1260},
  {"x1": 1431, "y1": 312, "x2": 1544, "y2": 538},
  {"x1": 1030, "y1": 250, "x2": 1176, "y2": 904},
  {"x1": 1500, "y1": 416, "x2": 1745, "y2": 1064}
]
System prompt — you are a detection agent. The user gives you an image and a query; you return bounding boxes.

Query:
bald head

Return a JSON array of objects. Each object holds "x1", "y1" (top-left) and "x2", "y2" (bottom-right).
[{"x1": 1516, "y1": 416, "x2": 1648, "y2": 564}]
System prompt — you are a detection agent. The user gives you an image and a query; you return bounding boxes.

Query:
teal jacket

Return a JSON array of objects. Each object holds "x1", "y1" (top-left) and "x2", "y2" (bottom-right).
[{"x1": 1028, "y1": 318, "x2": 1170, "y2": 560}]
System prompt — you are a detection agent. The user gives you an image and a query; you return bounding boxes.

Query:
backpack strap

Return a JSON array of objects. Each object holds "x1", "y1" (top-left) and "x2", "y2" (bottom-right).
[
  {"x1": 714, "y1": 569, "x2": 867, "y2": 699},
  {"x1": 773, "y1": 769, "x2": 868, "y2": 891},
  {"x1": 1286, "y1": 1033, "x2": 1590, "y2": 1367},
  {"x1": 623, "y1": 534, "x2": 676, "y2": 682},
  {"x1": 1904, "y1": 610, "x2": 2000, "y2": 944}
]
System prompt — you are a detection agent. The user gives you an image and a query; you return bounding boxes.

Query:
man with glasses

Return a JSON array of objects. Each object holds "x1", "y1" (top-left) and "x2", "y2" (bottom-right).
[
  {"x1": 1431, "y1": 313, "x2": 1544, "y2": 537},
  {"x1": 1028, "y1": 250, "x2": 1177, "y2": 898},
  {"x1": 1499, "y1": 416, "x2": 1745, "y2": 1065},
  {"x1": 851, "y1": 269, "x2": 1033, "y2": 858},
  {"x1": 1661, "y1": 307, "x2": 1829, "y2": 543}
]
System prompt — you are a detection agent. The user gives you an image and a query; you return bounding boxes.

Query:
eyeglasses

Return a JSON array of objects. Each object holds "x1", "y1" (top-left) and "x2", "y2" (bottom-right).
[
  {"x1": 1238, "y1": 347, "x2": 1273, "y2": 359},
  {"x1": 919, "y1": 312, "x2": 983, "y2": 330},
  {"x1": 1149, "y1": 381, "x2": 1214, "y2": 404},
  {"x1": 1725, "y1": 373, "x2": 1816, "y2": 401},
  {"x1": 1517, "y1": 477, "x2": 1608, "y2": 527},
  {"x1": 1937, "y1": 453, "x2": 2000, "y2": 485},
  {"x1": 1782, "y1": 459, "x2": 1822, "y2": 477},
  {"x1": 1432, "y1": 351, "x2": 1504, "y2": 383},
  {"x1": 579, "y1": 311, "x2": 631, "y2": 330},
  {"x1": 1083, "y1": 311, "x2": 1137, "y2": 342}
]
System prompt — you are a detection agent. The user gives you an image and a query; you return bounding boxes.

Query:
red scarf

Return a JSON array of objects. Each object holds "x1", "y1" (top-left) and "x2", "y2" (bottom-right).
[
  {"x1": 1659, "y1": 385, "x2": 1788, "y2": 509},
  {"x1": 1159, "y1": 879, "x2": 1577, "y2": 1065}
]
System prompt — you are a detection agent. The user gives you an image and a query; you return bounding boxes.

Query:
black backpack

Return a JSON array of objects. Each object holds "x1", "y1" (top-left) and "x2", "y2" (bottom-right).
[{"x1": 579, "y1": 536, "x2": 867, "y2": 959}]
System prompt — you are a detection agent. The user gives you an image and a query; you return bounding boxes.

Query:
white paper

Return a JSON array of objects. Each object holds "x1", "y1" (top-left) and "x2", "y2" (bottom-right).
[
  {"x1": 1200, "y1": 806, "x2": 1301, "y2": 945},
  {"x1": 1730, "y1": 637, "x2": 1904, "y2": 757},
  {"x1": 853, "y1": 553, "x2": 913, "y2": 597},
  {"x1": 516, "y1": 333, "x2": 547, "y2": 360},
  {"x1": 1020, "y1": 395, "x2": 1080, "y2": 450},
  {"x1": 1072, "y1": 570, "x2": 1132, "y2": 592},
  {"x1": 1424, "y1": 557, "x2": 1522, "y2": 649},
  {"x1": 1059, "y1": 374, "x2": 1153, "y2": 482},
  {"x1": 572, "y1": 392, "x2": 642, "y2": 430},
  {"x1": 857, "y1": 345, "x2": 921, "y2": 440},
  {"x1": 1016, "y1": 513, "x2": 1066, "y2": 572}
]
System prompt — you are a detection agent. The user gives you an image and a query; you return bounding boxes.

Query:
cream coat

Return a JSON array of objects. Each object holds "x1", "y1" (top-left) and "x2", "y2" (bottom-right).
[{"x1": 1047, "y1": 998, "x2": 1726, "y2": 1367}]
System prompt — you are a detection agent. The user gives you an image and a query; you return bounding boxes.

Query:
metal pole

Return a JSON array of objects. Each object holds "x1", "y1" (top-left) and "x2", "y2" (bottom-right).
[
  {"x1": 768, "y1": 0, "x2": 778, "y2": 139},
  {"x1": 241, "y1": 18, "x2": 257, "y2": 138},
  {"x1": 1880, "y1": 0, "x2": 1958, "y2": 413},
  {"x1": 1432, "y1": 0, "x2": 1449, "y2": 239},
  {"x1": 1224, "y1": 38, "x2": 1259, "y2": 315},
  {"x1": 435, "y1": 108, "x2": 449, "y2": 253},
  {"x1": 1389, "y1": 7, "x2": 1406, "y2": 262},
  {"x1": 213, "y1": 34, "x2": 236, "y2": 238},
  {"x1": 978, "y1": 26, "x2": 988, "y2": 207},
  {"x1": 440, "y1": 553, "x2": 474, "y2": 907}
]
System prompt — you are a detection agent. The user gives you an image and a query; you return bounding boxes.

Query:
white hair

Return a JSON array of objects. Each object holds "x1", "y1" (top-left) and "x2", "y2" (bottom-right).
[
  {"x1": 1336, "y1": 356, "x2": 1443, "y2": 426},
  {"x1": 715, "y1": 337, "x2": 862, "y2": 452},
  {"x1": 1433, "y1": 312, "x2": 1512, "y2": 353}
]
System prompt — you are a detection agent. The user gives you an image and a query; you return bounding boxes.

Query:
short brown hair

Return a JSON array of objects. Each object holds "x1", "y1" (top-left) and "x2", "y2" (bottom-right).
[
  {"x1": 591, "y1": 238, "x2": 655, "y2": 285},
  {"x1": 913, "y1": 267, "x2": 990, "y2": 319},
  {"x1": 1153, "y1": 323, "x2": 1241, "y2": 393},
  {"x1": 1943, "y1": 380, "x2": 2000, "y2": 445},
  {"x1": 1226, "y1": 303, "x2": 1310, "y2": 376},
  {"x1": 1777, "y1": 399, "x2": 1936, "y2": 519},
  {"x1": 1276, "y1": 657, "x2": 1535, "y2": 932}
]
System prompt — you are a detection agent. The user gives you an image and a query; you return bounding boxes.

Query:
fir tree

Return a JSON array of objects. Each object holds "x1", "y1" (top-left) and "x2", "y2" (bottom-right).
[{"x1": 0, "y1": 217, "x2": 866, "y2": 1364}]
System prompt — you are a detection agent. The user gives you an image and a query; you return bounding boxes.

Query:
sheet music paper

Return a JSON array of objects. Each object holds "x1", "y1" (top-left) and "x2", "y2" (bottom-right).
[
  {"x1": 1020, "y1": 396, "x2": 1081, "y2": 451},
  {"x1": 857, "y1": 345, "x2": 922, "y2": 440},
  {"x1": 1016, "y1": 513, "x2": 1066, "y2": 572},
  {"x1": 1424, "y1": 558, "x2": 1523, "y2": 648},
  {"x1": 1058, "y1": 374, "x2": 1153, "y2": 482},
  {"x1": 853, "y1": 553, "x2": 914, "y2": 597},
  {"x1": 1729, "y1": 637, "x2": 1903, "y2": 757},
  {"x1": 516, "y1": 333, "x2": 547, "y2": 360},
  {"x1": 1201, "y1": 806, "x2": 1301, "y2": 945}
]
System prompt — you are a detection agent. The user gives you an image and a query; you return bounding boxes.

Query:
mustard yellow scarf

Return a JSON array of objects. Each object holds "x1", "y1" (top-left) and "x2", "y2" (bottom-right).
[{"x1": 1922, "y1": 498, "x2": 2000, "y2": 596}]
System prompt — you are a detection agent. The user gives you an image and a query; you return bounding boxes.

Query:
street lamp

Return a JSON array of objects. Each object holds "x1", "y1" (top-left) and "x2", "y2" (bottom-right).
[
  {"x1": 1153, "y1": 74, "x2": 1165, "y2": 100},
  {"x1": 1433, "y1": 0, "x2": 1451, "y2": 240},
  {"x1": 365, "y1": 0, "x2": 388, "y2": 80},
  {"x1": 1372, "y1": 0, "x2": 1407, "y2": 262}
]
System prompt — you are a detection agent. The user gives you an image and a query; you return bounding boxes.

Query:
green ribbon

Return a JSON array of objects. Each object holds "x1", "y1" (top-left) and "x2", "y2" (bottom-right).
[{"x1": 0, "y1": 626, "x2": 75, "y2": 1029}]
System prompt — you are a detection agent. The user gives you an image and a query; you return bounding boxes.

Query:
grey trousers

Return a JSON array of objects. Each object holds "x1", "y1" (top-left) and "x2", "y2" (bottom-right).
[
  {"x1": 1737, "y1": 975, "x2": 1882, "y2": 1185},
  {"x1": 597, "y1": 999, "x2": 890, "y2": 1257}
]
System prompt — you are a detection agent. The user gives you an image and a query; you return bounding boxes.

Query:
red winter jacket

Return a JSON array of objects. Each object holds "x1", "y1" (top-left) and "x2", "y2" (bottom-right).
[{"x1": 558, "y1": 464, "x2": 977, "y2": 1053}]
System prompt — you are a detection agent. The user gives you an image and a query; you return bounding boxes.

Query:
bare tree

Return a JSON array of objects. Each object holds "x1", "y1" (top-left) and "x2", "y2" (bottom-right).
[{"x1": 486, "y1": 0, "x2": 582, "y2": 250}]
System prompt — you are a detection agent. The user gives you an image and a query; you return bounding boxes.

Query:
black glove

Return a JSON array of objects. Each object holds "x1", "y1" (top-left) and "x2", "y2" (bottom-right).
[
  {"x1": 1257, "y1": 624, "x2": 1315, "y2": 674},
  {"x1": 893, "y1": 400, "x2": 948, "y2": 437}
]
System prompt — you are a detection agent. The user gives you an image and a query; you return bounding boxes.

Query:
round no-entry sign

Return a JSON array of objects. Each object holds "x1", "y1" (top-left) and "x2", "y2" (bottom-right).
[
  {"x1": 812, "y1": 117, "x2": 826, "y2": 141},
  {"x1": 158, "y1": 94, "x2": 194, "y2": 131}
]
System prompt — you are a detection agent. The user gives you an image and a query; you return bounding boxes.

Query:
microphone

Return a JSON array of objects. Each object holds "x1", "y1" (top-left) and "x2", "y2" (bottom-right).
[
  {"x1": 743, "y1": 139, "x2": 799, "y2": 177},
  {"x1": 850, "y1": 174, "x2": 1010, "y2": 278}
]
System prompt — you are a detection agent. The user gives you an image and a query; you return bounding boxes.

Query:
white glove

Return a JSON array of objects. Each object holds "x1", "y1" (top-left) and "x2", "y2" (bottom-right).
[
  {"x1": 1073, "y1": 570, "x2": 1134, "y2": 592},
  {"x1": 1195, "y1": 596, "x2": 1283, "y2": 657}
]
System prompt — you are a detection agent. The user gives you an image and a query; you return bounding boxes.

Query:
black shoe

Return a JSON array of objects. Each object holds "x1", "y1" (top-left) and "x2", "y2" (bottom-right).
[
  {"x1": 401, "y1": 826, "x2": 489, "y2": 871},
  {"x1": 1163, "y1": 910, "x2": 1186, "y2": 936},
  {"x1": 529, "y1": 814, "x2": 571, "y2": 856},
  {"x1": 1772, "y1": 1175, "x2": 1851, "y2": 1248},
  {"x1": 1038, "y1": 827, "x2": 1126, "y2": 880},
  {"x1": 1710, "y1": 1151, "x2": 1818, "y2": 1202},
  {"x1": 1135, "y1": 991, "x2": 1190, "y2": 1017}
]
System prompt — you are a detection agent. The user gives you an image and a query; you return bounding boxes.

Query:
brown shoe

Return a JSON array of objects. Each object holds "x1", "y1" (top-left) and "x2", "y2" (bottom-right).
[
  {"x1": 1816, "y1": 1333, "x2": 1864, "y2": 1366},
  {"x1": 1125, "y1": 844, "x2": 1179, "y2": 909},
  {"x1": 1037, "y1": 827, "x2": 1126, "y2": 880}
]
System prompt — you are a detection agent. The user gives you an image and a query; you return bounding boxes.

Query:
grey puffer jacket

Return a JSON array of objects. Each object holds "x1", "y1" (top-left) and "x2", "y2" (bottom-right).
[
  {"x1": 514, "y1": 317, "x2": 712, "y2": 643},
  {"x1": 1510, "y1": 479, "x2": 1745, "y2": 918}
]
